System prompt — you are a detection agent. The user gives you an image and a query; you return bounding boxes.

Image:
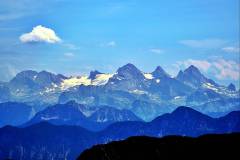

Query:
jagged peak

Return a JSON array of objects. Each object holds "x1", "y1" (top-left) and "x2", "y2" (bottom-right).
[
  {"x1": 184, "y1": 65, "x2": 201, "y2": 74},
  {"x1": 176, "y1": 65, "x2": 209, "y2": 85},
  {"x1": 155, "y1": 66, "x2": 164, "y2": 71},
  {"x1": 35, "y1": 70, "x2": 67, "y2": 83},
  {"x1": 37, "y1": 70, "x2": 56, "y2": 78},
  {"x1": 227, "y1": 83, "x2": 236, "y2": 91},
  {"x1": 117, "y1": 63, "x2": 142, "y2": 75},
  {"x1": 38, "y1": 70, "x2": 52, "y2": 74},
  {"x1": 10, "y1": 70, "x2": 38, "y2": 83},
  {"x1": 152, "y1": 66, "x2": 169, "y2": 78},
  {"x1": 176, "y1": 70, "x2": 184, "y2": 77},
  {"x1": 15, "y1": 70, "x2": 38, "y2": 78},
  {"x1": 88, "y1": 70, "x2": 102, "y2": 79},
  {"x1": 118, "y1": 63, "x2": 139, "y2": 71},
  {"x1": 124, "y1": 63, "x2": 136, "y2": 68}
]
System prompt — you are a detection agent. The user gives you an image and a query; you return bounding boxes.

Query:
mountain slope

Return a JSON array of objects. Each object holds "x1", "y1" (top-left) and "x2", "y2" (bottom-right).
[
  {"x1": 89, "y1": 106, "x2": 141, "y2": 122},
  {"x1": 0, "y1": 122, "x2": 97, "y2": 160},
  {"x1": 77, "y1": 133, "x2": 240, "y2": 160},
  {"x1": 105, "y1": 63, "x2": 147, "y2": 91},
  {"x1": 0, "y1": 107, "x2": 239, "y2": 160},
  {"x1": 0, "y1": 102, "x2": 35, "y2": 127},
  {"x1": 8, "y1": 70, "x2": 66, "y2": 94},
  {"x1": 176, "y1": 65, "x2": 217, "y2": 88},
  {"x1": 25, "y1": 101, "x2": 141, "y2": 131},
  {"x1": 100, "y1": 107, "x2": 240, "y2": 139},
  {"x1": 0, "y1": 83, "x2": 11, "y2": 102},
  {"x1": 151, "y1": 66, "x2": 170, "y2": 79}
]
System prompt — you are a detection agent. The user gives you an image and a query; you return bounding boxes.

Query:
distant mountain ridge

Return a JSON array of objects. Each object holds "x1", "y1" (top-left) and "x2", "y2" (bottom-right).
[
  {"x1": 0, "y1": 107, "x2": 239, "y2": 160},
  {"x1": 0, "y1": 63, "x2": 239, "y2": 121},
  {"x1": 24, "y1": 101, "x2": 141, "y2": 131}
]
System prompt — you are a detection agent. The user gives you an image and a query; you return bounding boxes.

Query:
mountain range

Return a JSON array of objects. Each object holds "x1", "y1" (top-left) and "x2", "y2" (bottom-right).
[
  {"x1": 24, "y1": 101, "x2": 141, "y2": 131},
  {"x1": 0, "y1": 107, "x2": 239, "y2": 160},
  {"x1": 0, "y1": 63, "x2": 239, "y2": 123}
]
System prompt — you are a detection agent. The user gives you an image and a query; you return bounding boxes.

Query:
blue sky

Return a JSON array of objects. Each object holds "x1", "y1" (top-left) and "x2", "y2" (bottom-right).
[{"x1": 0, "y1": 0, "x2": 239, "y2": 87}]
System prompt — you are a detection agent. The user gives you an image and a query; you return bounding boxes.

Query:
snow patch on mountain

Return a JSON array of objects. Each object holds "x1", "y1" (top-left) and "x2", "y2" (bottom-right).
[
  {"x1": 174, "y1": 96, "x2": 182, "y2": 100},
  {"x1": 60, "y1": 73, "x2": 113, "y2": 90},
  {"x1": 143, "y1": 73, "x2": 154, "y2": 79},
  {"x1": 202, "y1": 83, "x2": 218, "y2": 92},
  {"x1": 202, "y1": 83, "x2": 239, "y2": 98},
  {"x1": 130, "y1": 89, "x2": 147, "y2": 95},
  {"x1": 61, "y1": 76, "x2": 91, "y2": 89},
  {"x1": 41, "y1": 116, "x2": 59, "y2": 121},
  {"x1": 91, "y1": 74, "x2": 113, "y2": 85},
  {"x1": 156, "y1": 79, "x2": 160, "y2": 83}
]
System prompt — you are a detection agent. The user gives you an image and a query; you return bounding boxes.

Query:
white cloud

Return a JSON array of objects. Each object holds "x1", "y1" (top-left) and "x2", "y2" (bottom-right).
[
  {"x1": 222, "y1": 46, "x2": 240, "y2": 53},
  {"x1": 149, "y1": 48, "x2": 164, "y2": 54},
  {"x1": 179, "y1": 39, "x2": 226, "y2": 48},
  {"x1": 177, "y1": 58, "x2": 240, "y2": 81},
  {"x1": 20, "y1": 25, "x2": 61, "y2": 43},
  {"x1": 64, "y1": 52, "x2": 74, "y2": 57},
  {"x1": 212, "y1": 59, "x2": 240, "y2": 80}
]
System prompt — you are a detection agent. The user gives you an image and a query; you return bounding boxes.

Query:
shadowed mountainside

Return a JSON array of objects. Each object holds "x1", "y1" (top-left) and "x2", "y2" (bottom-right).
[
  {"x1": 78, "y1": 133, "x2": 240, "y2": 160},
  {"x1": 0, "y1": 107, "x2": 239, "y2": 160}
]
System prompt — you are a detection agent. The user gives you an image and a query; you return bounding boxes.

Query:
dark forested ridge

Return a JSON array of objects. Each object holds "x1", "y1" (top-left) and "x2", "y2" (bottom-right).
[
  {"x1": 78, "y1": 133, "x2": 240, "y2": 160},
  {"x1": 0, "y1": 107, "x2": 239, "y2": 160}
]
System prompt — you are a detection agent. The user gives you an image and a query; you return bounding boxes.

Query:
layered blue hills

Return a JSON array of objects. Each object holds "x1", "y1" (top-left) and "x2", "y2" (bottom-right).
[
  {"x1": 24, "y1": 101, "x2": 141, "y2": 131},
  {"x1": 0, "y1": 107, "x2": 239, "y2": 160}
]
